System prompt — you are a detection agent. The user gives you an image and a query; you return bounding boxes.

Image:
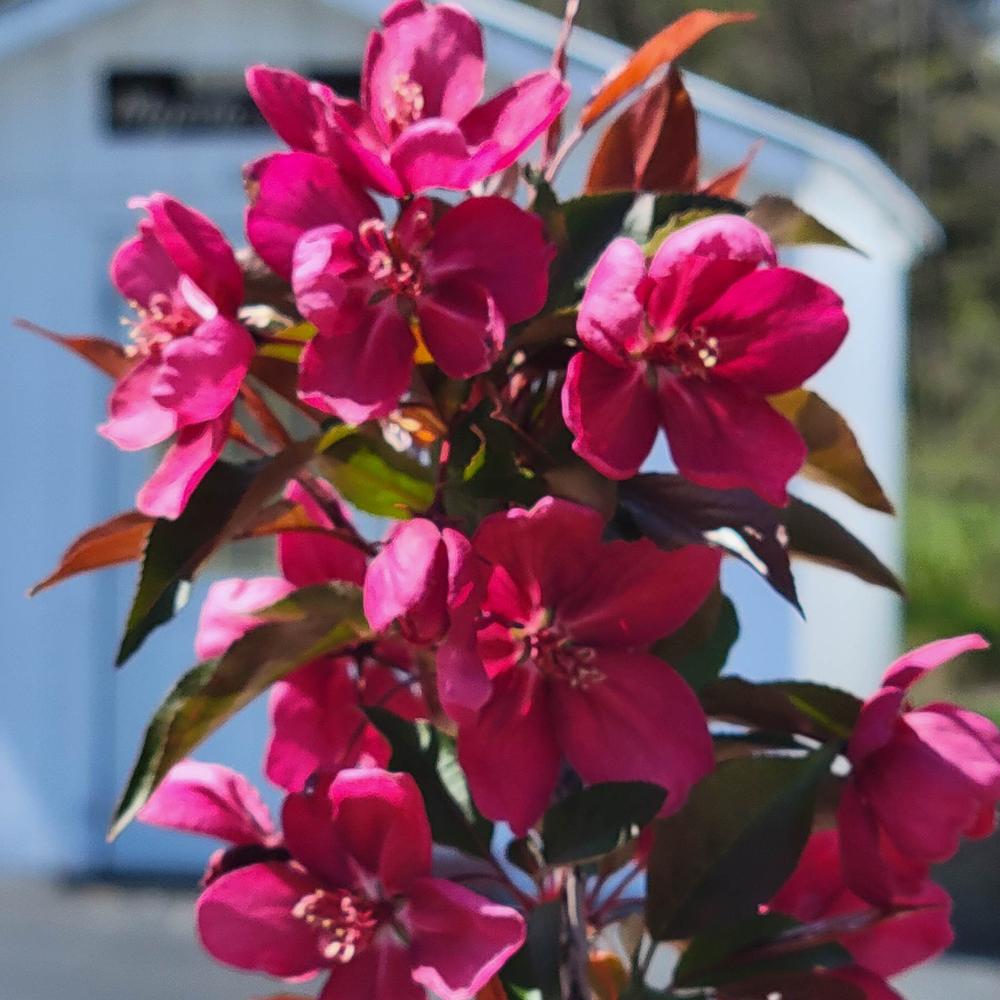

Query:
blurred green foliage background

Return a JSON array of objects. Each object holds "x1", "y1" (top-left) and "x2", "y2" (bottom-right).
[{"x1": 529, "y1": 0, "x2": 1000, "y2": 707}]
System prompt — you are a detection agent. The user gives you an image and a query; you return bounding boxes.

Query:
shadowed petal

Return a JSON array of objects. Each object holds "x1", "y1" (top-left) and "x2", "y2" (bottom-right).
[
  {"x1": 557, "y1": 651, "x2": 713, "y2": 816},
  {"x1": 195, "y1": 576, "x2": 296, "y2": 660},
  {"x1": 658, "y1": 374, "x2": 806, "y2": 506}
]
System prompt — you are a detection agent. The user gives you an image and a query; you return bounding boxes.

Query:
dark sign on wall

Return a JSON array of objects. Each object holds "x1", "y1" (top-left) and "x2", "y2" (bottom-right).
[{"x1": 106, "y1": 68, "x2": 362, "y2": 134}]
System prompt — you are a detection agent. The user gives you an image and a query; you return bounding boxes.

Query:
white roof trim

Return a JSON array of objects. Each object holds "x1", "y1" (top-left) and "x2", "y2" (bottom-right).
[{"x1": 3, "y1": 0, "x2": 941, "y2": 257}]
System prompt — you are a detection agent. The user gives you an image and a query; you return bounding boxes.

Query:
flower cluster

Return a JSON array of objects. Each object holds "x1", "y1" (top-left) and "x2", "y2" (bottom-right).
[{"x1": 33, "y1": 1, "x2": 1000, "y2": 998}]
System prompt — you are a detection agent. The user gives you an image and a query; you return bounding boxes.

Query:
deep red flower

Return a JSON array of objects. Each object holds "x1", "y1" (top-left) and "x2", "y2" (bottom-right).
[
  {"x1": 562, "y1": 216, "x2": 849, "y2": 504},
  {"x1": 838, "y1": 633, "x2": 1000, "y2": 905},
  {"x1": 196, "y1": 769, "x2": 526, "y2": 999},
  {"x1": 247, "y1": 151, "x2": 553, "y2": 423},
  {"x1": 455, "y1": 497, "x2": 721, "y2": 834}
]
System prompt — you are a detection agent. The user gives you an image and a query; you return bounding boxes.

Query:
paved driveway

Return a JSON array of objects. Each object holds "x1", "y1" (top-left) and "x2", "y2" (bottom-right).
[{"x1": 0, "y1": 879, "x2": 996, "y2": 999}]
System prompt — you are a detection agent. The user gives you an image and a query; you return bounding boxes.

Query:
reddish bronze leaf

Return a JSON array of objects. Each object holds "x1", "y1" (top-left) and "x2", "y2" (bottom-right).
[
  {"x1": 30, "y1": 511, "x2": 153, "y2": 595},
  {"x1": 586, "y1": 65, "x2": 698, "y2": 194},
  {"x1": 702, "y1": 140, "x2": 762, "y2": 198},
  {"x1": 579, "y1": 10, "x2": 755, "y2": 130},
  {"x1": 16, "y1": 318, "x2": 135, "y2": 380}
]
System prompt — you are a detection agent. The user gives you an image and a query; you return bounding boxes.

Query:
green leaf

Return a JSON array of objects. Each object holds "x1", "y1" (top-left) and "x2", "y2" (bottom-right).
[
  {"x1": 365, "y1": 709, "x2": 492, "y2": 856},
  {"x1": 321, "y1": 436, "x2": 434, "y2": 518},
  {"x1": 109, "y1": 583, "x2": 367, "y2": 838},
  {"x1": 654, "y1": 593, "x2": 740, "y2": 692},
  {"x1": 542, "y1": 781, "x2": 667, "y2": 865},
  {"x1": 673, "y1": 913, "x2": 852, "y2": 988},
  {"x1": 117, "y1": 439, "x2": 319, "y2": 665},
  {"x1": 444, "y1": 402, "x2": 543, "y2": 527},
  {"x1": 747, "y1": 195, "x2": 861, "y2": 253},
  {"x1": 645, "y1": 746, "x2": 837, "y2": 941},
  {"x1": 786, "y1": 497, "x2": 904, "y2": 596},
  {"x1": 700, "y1": 677, "x2": 861, "y2": 741}
]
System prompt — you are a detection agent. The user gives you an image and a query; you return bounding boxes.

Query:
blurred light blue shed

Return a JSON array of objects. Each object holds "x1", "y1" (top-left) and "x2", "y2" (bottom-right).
[{"x1": 0, "y1": 0, "x2": 940, "y2": 875}]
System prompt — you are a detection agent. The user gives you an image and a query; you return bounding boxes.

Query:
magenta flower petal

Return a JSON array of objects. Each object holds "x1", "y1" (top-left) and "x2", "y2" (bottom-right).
[
  {"x1": 904, "y1": 704, "x2": 1000, "y2": 795},
  {"x1": 246, "y1": 65, "x2": 343, "y2": 154},
  {"x1": 290, "y1": 223, "x2": 366, "y2": 329},
  {"x1": 826, "y1": 967, "x2": 904, "y2": 1000},
  {"x1": 319, "y1": 938, "x2": 423, "y2": 1000},
  {"x1": 389, "y1": 117, "x2": 489, "y2": 193},
  {"x1": 473, "y1": 497, "x2": 606, "y2": 617},
  {"x1": 702, "y1": 267, "x2": 850, "y2": 394},
  {"x1": 138, "y1": 760, "x2": 276, "y2": 845},
  {"x1": 364, "y1": 519, "x2": 450, "y2": 639},
  {"x1": 458, "y1": 69, "x2": 571, "y2": 177},
  {"x1": 151, "y1": 317, "x2": 255, "y2": 426},
  {"x1": 110, "y1": 226, "x2": 181, "y2": 308},
  {"x1": 658, "y1": 374, "x2": 806, "y2": 505},
  {"x1": 838, "y1": 780, "x2": 909, "y2": 905},
  {"x1": 136, "y1": 412, "x2": 230, "y2": 520},
  {"x1": 195, "y1": 576, "x2": 296, "y2": 660},
  {"x1": 407, "y1": 876, "x2": 526, "y2": 1000},
  {"x1": 847, "y1": 686, "x2": 907, "y2": 764},
  {"x1": 557, "y1": 651, "x2": 713, "y2": 816},
  {"x1": 881, "y1": 633, "x2": 990, "y2": 691},
  {"x1": 298, "y1": 306, "x2": 414, "y2": 423},
  {"x1": 416, "y1": 279, "x2": 504, "y2": 378},
  {"x1": 424, "y1": 196, "x2": 553, "y2": 323},
  {"x1": 576, "y1": 237, "x2": 648, "y2": 362},
  {"x1": 139, "y1": 194, "x2": 243, "y2": 316},
  {"x1": 459, "y1": 668, "x2": 561, "y2": 834},
  {"x1": 329, "y1": 769, "x2": 433, "y2": 895},
  {"x1": 563, "y1": 351, "x2": 660, "y2": 480},
  {"x1": 559, "y1": 541, "x2": 721, "y2": 648},
  {"x1": 196, "y1": 862, "x2": 324, "y2": 978},
  {"x1": 649, "y1": 214, "x2": 777, "y2": 278},
  {"x1": 366, "y1": 0, "x2": 484, "y2": 135},
  {"x1": 99, "y1": 356, "x2": 178, "y2": 451},
  {"x1": 266, "y1": 659, "x2": 390, "y2": 792},
  {"x1": 281, "y1": 785, "x2": 354, "y2": 889},
  {"x1": 246, "y1": 151, "x2": 379, "y2": 278}
]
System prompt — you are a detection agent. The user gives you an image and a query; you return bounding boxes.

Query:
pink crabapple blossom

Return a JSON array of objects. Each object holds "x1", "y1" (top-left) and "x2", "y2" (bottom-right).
[
  {"x1": 247, "y1": 150, "x2": 554, "y2": 423},
  {"x1": 562, "y1": 215, "x2": 850, "y2": 505},
  {"x1": 838, "y1": 633, "x2": 1000, "y2": 906},
  {"x1": 100, "y1": 195, "x2": 255, "y2": 519},
  {"x1": 195, "y1": 768, "x2": 526, "y2": 1000},
  {"x1": 456, "y1": 496, "x2": 722, "y2": 834},
  {"x1": 246, "y1": 0, "x2": 570, "y2": 195}
]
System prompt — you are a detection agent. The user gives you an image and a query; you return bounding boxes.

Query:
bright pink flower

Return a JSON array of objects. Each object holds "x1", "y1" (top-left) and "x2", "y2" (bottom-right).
[
  {"x1": 562, "y1": 216, "x2": 849, "y2": 504},
  {"x1": 770, "y1": 829, "x2": 952, "y2": 978},
  {"x1": 823, "y1": 967, "x2": 904, "y2": 1000},
  {"x1": 246, "y1": 1, "x2": 569, "y2": 195},
  {"x1": 247, "y1": 152, "x2": 553, "y2": 423},
  {"x1": 197, "y1": 769, "x2": 525, "y2": 999},
  {"x1": 364, "y1": 518, "x2": 488, "y2": 721},
  {"x1": 100, "y1": 195, "x2": 255, "y2": 519},
  {"x1": 195, "y1": 576, "x2": 296, "y2": 661},
  {"x1": 456, "y1": 497, "x2": 721, "y2": 834},
  {"x1": 838, "y1": 633, "x2": 999, "y2": 905}
]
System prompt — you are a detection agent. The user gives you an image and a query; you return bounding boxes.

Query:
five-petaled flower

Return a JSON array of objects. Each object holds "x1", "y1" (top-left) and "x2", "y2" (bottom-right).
[
  {"x1": 247, "y1": 0, "x2": 569, "y2": 195},
  {"x1": 562, "y1": 215, "x2": 850, "y2": 505},
  {"x1": 196, "y1": 768, "x2": 526, "y2": 1000},
  {"x1": 838, "y1": 633, "x2": 1000, "y2": 905},
  {"x1": 247, "y1": 151, "x2": 553, "y2": 423},
  {"x1": 100, "y1": 195, "x2": 255, "y2": 519},
  {"x1": 455, "y1": 496, "x2": 721, "y2": 834}
]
